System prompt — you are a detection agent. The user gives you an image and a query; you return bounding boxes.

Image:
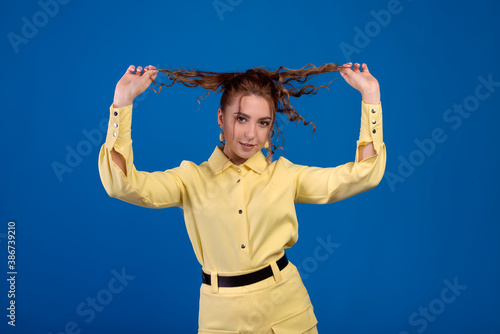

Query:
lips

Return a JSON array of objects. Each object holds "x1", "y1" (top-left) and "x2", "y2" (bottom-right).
[{"x1": 240, "y1": 142, "x2": 255, "y2": 148}]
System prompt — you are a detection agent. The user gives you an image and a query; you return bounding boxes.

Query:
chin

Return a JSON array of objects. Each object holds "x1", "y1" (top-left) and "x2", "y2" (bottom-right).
[
  {"x1": 230, "y1": 143, "x2": 260, "y2": 160},
  {"x1": 238, "y1": 150, "x2": 253, "y2": 158}
]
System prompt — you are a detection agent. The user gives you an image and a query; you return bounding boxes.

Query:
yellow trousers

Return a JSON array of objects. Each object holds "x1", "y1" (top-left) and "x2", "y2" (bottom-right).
[{"x1": 198, "y1": 254, "x2": 319, "y2": 334}]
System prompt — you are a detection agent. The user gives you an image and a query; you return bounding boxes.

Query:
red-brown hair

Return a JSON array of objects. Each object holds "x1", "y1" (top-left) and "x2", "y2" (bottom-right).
[{"x1": 151, "y1": 63, "x2": 343, "y2": 164}]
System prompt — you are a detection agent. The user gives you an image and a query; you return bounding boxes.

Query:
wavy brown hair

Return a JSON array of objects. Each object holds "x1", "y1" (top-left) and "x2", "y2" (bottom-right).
[{"x1": 150, "y1": 63, "x2": 343, "y2": 164}]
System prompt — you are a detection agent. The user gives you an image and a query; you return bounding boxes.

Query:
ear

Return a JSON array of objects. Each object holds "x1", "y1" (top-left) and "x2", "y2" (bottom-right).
[{"x1": 217, "y1": 108, "x2": 224, "y2": 127}]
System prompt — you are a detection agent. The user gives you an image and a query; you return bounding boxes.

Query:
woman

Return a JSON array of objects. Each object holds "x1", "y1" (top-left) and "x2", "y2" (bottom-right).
[{"x1": 98, "y1": 62, "x2": 386, "y2": 333}]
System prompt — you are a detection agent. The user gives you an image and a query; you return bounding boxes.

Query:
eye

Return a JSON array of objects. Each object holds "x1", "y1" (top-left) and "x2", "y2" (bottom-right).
[
  {"x1": 260, "y1": 121, "x2": 270, "y2": 126},
  {"x1": 237, "y1": 116, "x2": 246, "y2": 122}
]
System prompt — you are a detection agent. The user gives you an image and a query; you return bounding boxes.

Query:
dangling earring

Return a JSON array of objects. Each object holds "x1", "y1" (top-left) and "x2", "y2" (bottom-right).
[
  {"x1": 219, "y1": 131, "x2": 225, "y2": 145},
  {"x1": 264, "y1": 141, "x2": 269, "y2": 148}
]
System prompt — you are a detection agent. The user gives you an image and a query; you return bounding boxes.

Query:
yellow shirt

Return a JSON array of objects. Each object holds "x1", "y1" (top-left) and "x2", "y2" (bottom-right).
[{"x1": 98, "y1": 101, "x2": 386, "y2": 275}]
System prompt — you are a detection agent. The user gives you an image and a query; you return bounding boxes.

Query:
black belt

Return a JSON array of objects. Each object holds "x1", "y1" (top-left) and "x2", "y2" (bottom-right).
[{"x1": 202, "y1": 252, "x2": 288, "y2": 287}]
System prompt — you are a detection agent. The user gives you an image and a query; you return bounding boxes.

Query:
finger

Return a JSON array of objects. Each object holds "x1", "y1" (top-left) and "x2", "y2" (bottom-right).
[
  {"x1": 148, "y1": 65, "x2": 157, "y2": 73},
  {"x1": 135, "y1": 66, "x2": 143, "y2": 75},
  {"x1": 340, "y1": 65, "x2": 353, "y2": 75},
  {"x1": 126, "y1": 65, "x2": 135, "y2": 73},
  {"x1": 340, "y1": 70, "x2": 350, "y2": 80},
  {"x1": 361, "y1": 63, "x2": 369, "y2": 73},
  {"x1": 146, "y1": 68, "x2": 158, "y2": 81},
  {"x1": 340, "y1": 62, "x2": 352, "y2": 70},
  {"x1": 353, "y1": 63, "x2": 361, "y2": 73}
]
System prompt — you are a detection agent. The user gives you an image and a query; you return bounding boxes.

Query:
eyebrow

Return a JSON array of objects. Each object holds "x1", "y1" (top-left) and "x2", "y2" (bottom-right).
[{"x1": 234, "y1": 112, "x2": 272, "y2": 121}]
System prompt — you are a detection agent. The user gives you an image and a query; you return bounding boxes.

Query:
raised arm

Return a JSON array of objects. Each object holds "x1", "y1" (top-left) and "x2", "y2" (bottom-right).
[
  {"x1": 340, "y1": 62, "x2": 382, "y2": 163},
  {"x1": 357, "y1": 77, "x2": 380, "y2": 162},
  {"x1": 98, "y1": 65, "x2": 188, "y2": 209},
  {"x1": 109, "y1": 65, "x2": 153, "y2": 175},
  {"x1": 289, "y1": 62, "x2": 386, "y2": 204}
]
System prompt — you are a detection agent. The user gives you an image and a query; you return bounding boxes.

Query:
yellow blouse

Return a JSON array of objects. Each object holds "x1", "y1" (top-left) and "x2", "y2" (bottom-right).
[{"x1": 98, "y1": 101, "x2": 386, "y2": 275}]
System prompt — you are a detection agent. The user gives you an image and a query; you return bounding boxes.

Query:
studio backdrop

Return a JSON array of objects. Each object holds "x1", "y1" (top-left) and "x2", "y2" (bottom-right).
[{"x1": 1, "y1": 0, "x2": 499, "y2": 333}]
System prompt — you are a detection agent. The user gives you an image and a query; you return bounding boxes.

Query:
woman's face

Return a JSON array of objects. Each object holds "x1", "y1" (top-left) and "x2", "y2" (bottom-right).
[{"x1": 218, "y1": 94, "x2": 273, "y2": 165}]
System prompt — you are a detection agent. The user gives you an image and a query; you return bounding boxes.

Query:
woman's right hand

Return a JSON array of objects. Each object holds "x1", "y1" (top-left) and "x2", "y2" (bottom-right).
[{"x1": 113, "y1": 65, "x2": 158, "y2": 108}]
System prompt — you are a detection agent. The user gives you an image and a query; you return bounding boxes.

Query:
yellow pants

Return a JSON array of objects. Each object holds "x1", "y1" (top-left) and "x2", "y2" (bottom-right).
[{"x1": 198, "y1": 254, "x2": 319, "y2": 334}]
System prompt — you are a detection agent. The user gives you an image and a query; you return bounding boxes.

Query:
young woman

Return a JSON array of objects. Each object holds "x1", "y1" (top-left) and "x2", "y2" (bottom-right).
[{"x1": 98, "y1": 62, "x2": 386, "y2": 333}]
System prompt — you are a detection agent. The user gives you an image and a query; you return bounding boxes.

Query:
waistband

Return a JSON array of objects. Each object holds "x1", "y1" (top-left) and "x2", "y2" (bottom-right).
[{"x1": 202, "y1": 251, "x2": 288, "y2": 288}]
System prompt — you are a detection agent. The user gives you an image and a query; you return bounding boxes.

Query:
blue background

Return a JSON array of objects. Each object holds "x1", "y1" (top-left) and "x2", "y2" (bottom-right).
[{"x1": 1, "y1": 0, "x2": 499, "y2": 333}]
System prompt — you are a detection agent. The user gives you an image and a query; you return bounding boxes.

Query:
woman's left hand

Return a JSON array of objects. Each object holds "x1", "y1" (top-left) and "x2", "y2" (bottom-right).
[{"x1": 339, "y1": 62, "x2": 380, "y2": 104}]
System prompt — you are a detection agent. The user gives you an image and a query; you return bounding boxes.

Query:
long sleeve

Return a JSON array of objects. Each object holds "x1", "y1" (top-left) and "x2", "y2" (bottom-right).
[
  {"x1": 97, "y1": 103, "x2": 188, "y2": 209},
  {"x1": 286, "y1": 101, "x2": 387, "y2": 204},
  {"x1": 356, "y1": 100, "x2": 384, "y2": 161}
]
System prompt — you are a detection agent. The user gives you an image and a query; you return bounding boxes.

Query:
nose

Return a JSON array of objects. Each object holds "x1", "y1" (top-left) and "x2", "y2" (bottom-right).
[{"x1": 245, "y1": 123, "x2": 256, "y2": 139}]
